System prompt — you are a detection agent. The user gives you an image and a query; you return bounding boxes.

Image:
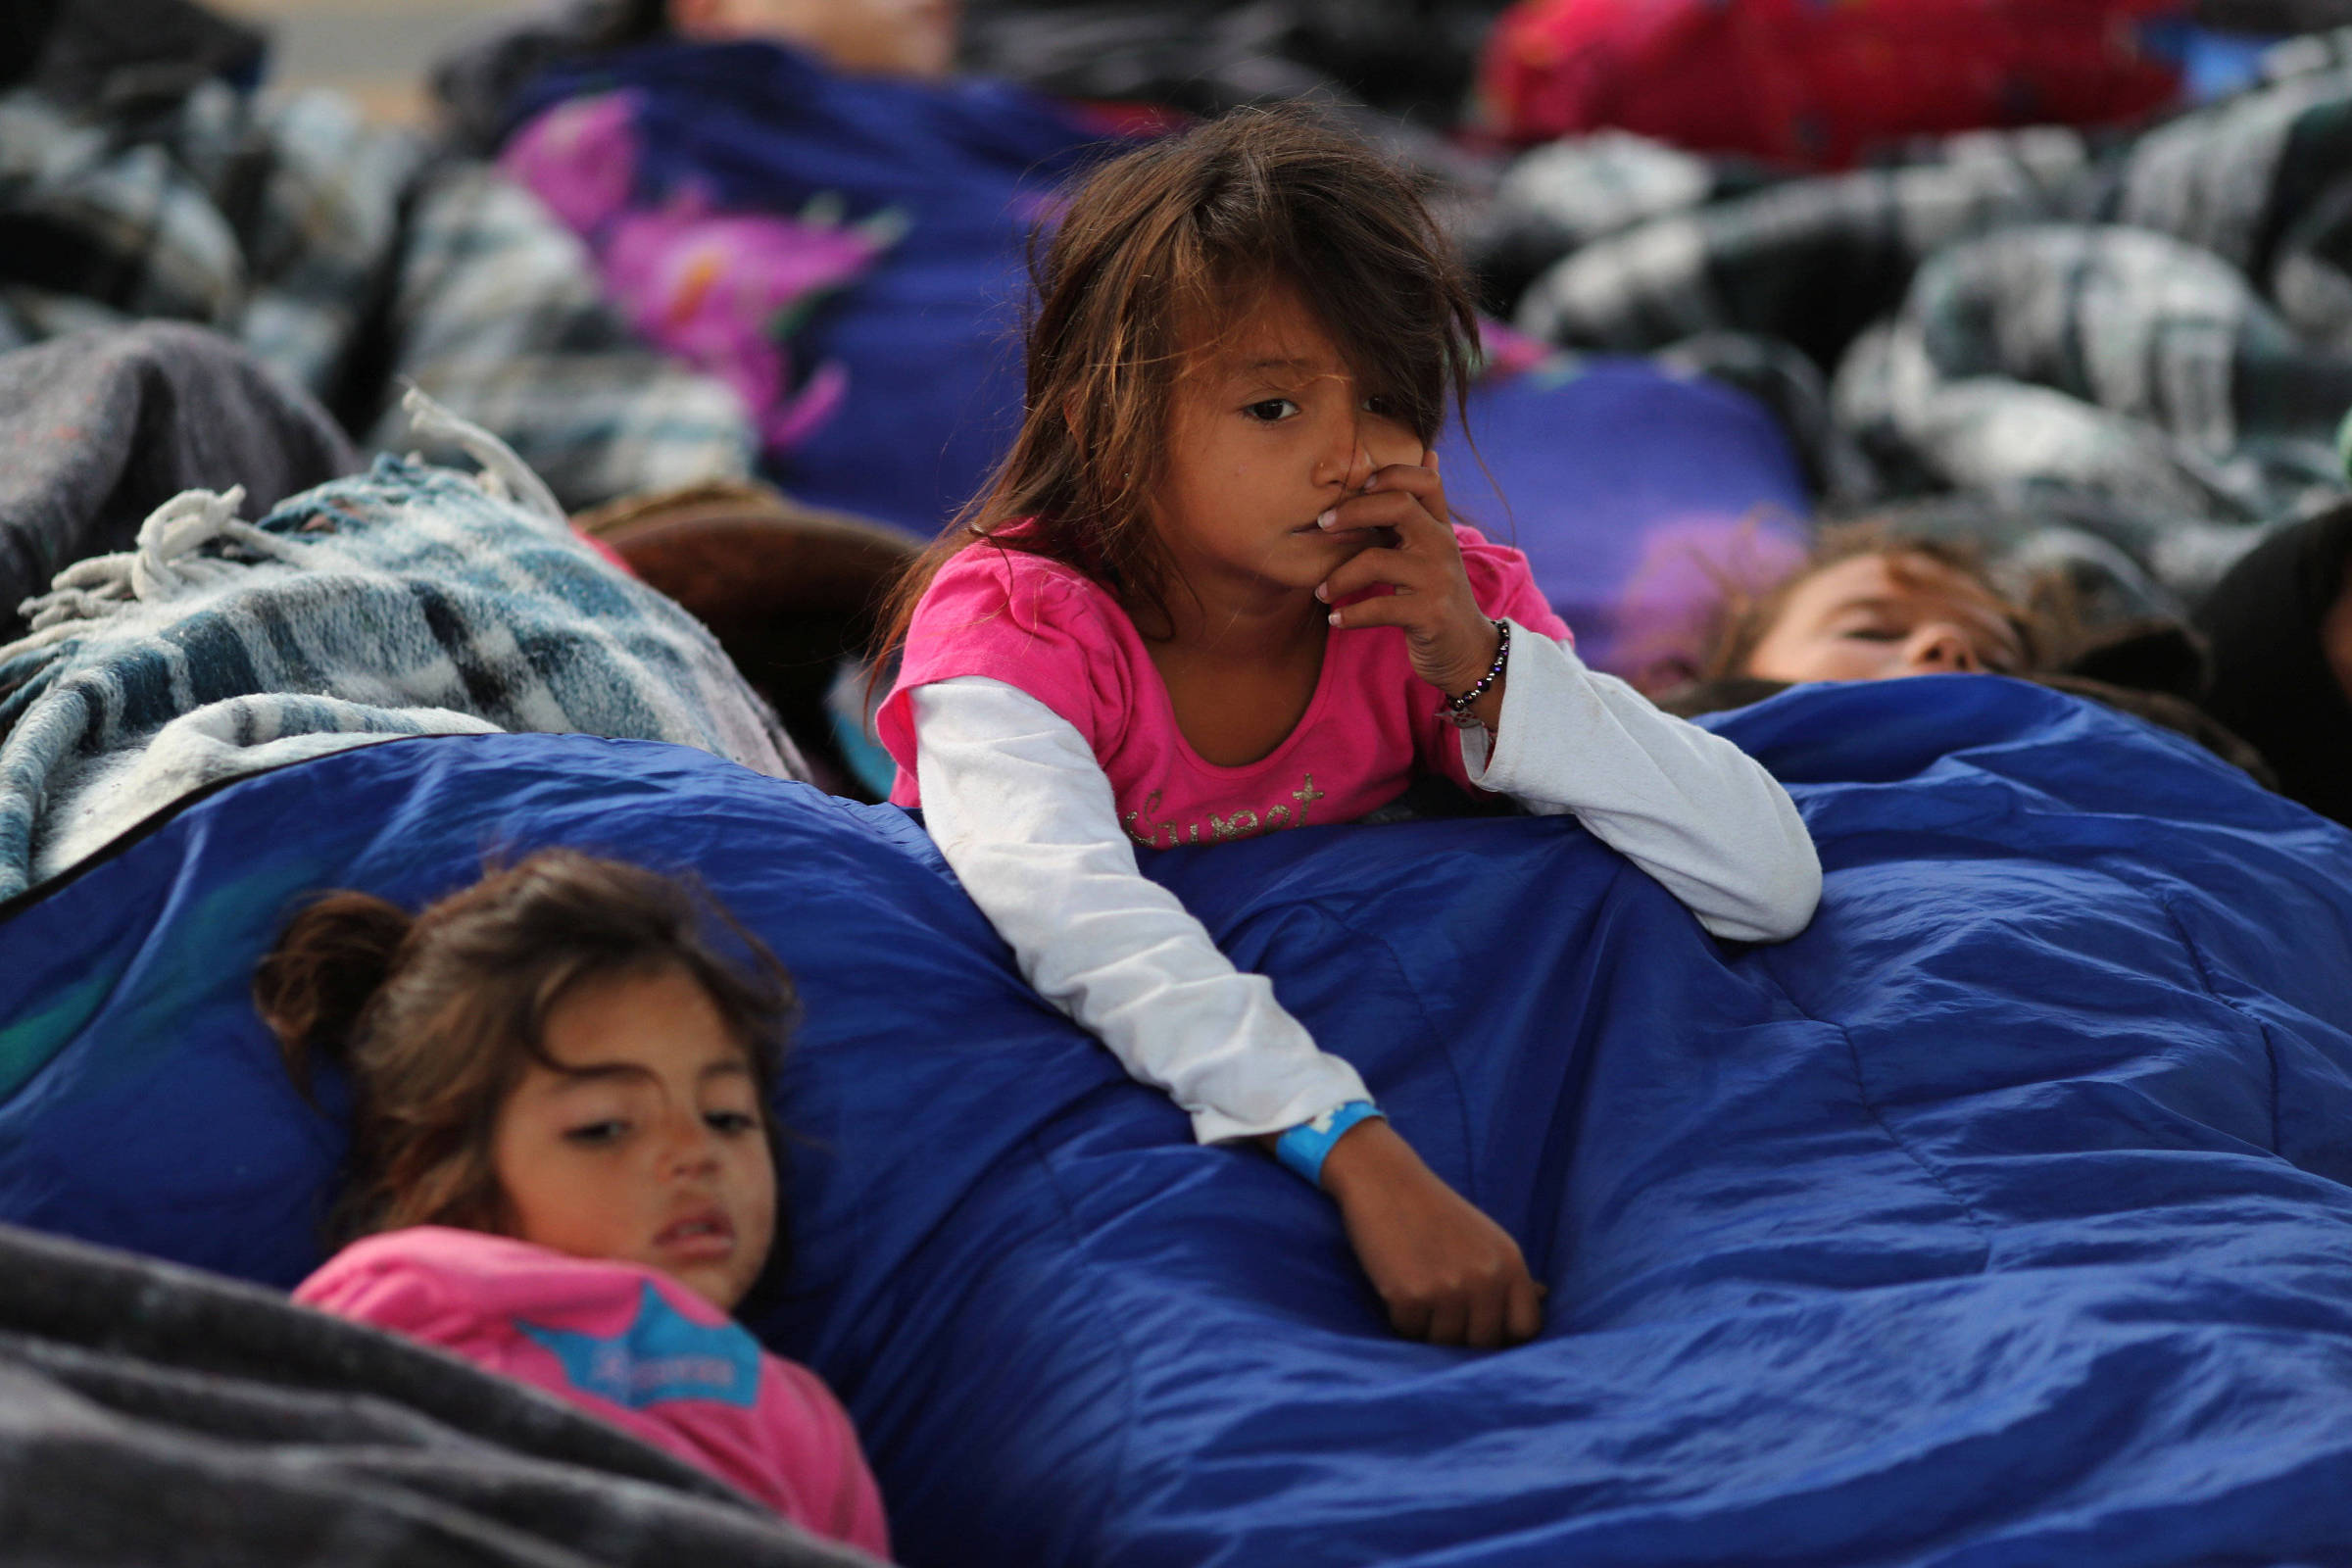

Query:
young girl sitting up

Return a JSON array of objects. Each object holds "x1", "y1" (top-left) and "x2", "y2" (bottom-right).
[
  {"x1": 872, "y1": 109, "x2": 1823, "y2": 1351},
  {"x1": 256, "y1": 850, "x2": 889, "y2": 1559}
]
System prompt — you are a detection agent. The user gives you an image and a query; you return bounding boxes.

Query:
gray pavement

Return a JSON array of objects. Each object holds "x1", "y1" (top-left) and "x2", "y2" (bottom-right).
[{"x1": 216, "y1": 0, "x2": 504, "y2": 121}]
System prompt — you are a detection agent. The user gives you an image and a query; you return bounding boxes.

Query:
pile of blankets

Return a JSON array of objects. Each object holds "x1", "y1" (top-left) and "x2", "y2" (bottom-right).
[
  {"x1": 0, "y1": 11, "x2": 757, "y2": 512},
  {"x1": 1480, "y1": 27, "x2": 2352, "y2": 612},
  {"x1": 957, "y1": 0, "x2": 1510, "y2": 122},
  {"x1": 0, "y1": 379, "x2": 804, "y2": 905}
]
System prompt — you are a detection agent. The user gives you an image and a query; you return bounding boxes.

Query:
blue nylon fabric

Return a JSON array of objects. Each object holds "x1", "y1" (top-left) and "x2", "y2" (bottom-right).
[{"x1": 3, "y1": 679, "x2": 2352, "y2": 1562}]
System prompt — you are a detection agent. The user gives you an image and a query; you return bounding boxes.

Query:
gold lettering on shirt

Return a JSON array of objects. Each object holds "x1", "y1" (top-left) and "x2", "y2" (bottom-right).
[
  {"x1": 1122, "y1": 789, "x2": 1174, "y2": 850},
  {"x1": 1291, "y1": 773, "x2": 1324, "y2": 824},
  {"x1": 1207, "y1": 808, "x2": 1258, "y2": 842},
  {"x1": 1124, "y1": 773, "x2": 1321, "y2": 850}
]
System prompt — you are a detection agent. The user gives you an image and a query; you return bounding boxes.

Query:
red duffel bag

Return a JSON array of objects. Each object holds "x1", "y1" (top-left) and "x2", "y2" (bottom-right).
[{"x1": 1477, "y1": 0, "x2": 2187, "y2": 166}]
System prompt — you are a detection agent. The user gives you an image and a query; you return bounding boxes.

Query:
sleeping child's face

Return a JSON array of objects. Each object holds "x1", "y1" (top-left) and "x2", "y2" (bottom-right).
[
  {"x1": 490, "y1": 964, "x2": 777, "y2": 1311},
  {"x1": 1743, "y1": 551, "x2": 2026, "y2": 684}
]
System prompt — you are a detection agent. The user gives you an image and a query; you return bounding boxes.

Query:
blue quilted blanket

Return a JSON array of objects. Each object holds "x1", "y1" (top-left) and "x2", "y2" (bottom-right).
[{"x1": 3, "y1": 676, "x2": 2351, "y2": 1565}]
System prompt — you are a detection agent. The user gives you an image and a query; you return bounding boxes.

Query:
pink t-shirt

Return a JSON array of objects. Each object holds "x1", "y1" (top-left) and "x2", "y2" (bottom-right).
[
  {"x1": 878, "y1": 522, "x2": 1571, "y2": 849},
  {"x1": 295, "y1": 1227, "x2": 890, "y2": 1560}
]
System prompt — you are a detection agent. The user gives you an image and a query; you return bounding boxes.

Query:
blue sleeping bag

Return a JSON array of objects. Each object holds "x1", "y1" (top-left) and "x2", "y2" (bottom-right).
[{"x1": 4, "y1": 677, "x2": 2352, "y2": 1564}]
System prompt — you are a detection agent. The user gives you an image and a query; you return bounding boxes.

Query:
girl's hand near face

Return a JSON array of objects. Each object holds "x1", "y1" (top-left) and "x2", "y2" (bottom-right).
[
  {"x1": 1313, "y1": 451, "x2": 1506, "y2": 726},
  {"x1": 1311, "y1": 1117, "x2": 1545, "y2": 1348}
]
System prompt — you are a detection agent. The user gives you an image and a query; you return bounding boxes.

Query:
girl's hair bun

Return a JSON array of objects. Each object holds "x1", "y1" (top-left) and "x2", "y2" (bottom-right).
[{"x1": 253, "y1": 893, "x2": 415, "y2": 1093}]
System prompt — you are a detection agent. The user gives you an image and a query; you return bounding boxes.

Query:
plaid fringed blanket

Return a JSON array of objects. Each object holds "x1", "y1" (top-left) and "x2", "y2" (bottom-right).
[
  {"x1": 1485, "y1": 29, "x2": 2352, "y2": 609},
  {"x1": 0, "y1": 76, "x2": 757, "y2": 511},
  {"x1": 0, "y1": 395, "x2": 807, "y2": 904}
]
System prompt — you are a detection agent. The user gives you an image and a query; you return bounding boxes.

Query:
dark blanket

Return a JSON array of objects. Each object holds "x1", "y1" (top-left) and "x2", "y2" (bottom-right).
[
  {"x1": 958, "y1": 0, "x2": 1509, "y2": 124},
  {"x1": 17, "y1": 0, "x2": 265, "y2": 112},
  {"x1": 1488, "y1": 35, "x2": 2352, "y2": 607},
  {"x1": 0, "y1": 1220, "x2": 873, "y2": 1566},
  {"x1": 0, "y1": 322, "x2": 357, "y2": 640},
  {"x1": 2193, "y1": 500, "x2": 2352, "y2": 821}
]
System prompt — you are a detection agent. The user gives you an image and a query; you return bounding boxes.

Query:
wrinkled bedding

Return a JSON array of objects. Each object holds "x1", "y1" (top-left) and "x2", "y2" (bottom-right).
[
  {"x1": 0, "y1": 71, "x2": 754, "y2": 510},
  {"x1": 4, "y1": 676, "x2": 2351, "y2": 1563},
  {"x1": 0, "y1": 1221, "x2": 870, "y2": 1567},
  {"x1": 0, "y1": 421, "x2": 805, "y2": 905},
  {"x1": 1485, "y1": 31, "x2": 2352, "y2": 614}
]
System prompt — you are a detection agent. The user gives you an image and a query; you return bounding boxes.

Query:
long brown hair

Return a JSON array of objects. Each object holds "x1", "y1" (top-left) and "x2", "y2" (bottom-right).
[
  {"x1": 254, "y1": 849, "x2": 797, "y2": 1249},
  {"x1": 873, "y1": 104, "x2": 1483, "y2": 662}
]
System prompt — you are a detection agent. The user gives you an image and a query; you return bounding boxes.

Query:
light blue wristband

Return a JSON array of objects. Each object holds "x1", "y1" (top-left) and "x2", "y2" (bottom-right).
[{"x1": 1274, "y1": 1101, "x2": 1385, "y2": 1187}]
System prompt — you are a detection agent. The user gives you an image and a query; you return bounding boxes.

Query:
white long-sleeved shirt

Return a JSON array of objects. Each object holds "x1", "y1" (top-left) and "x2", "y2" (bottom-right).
[{"x1": 912, "y1": 620, "x2": 1820, "y2": 1144}]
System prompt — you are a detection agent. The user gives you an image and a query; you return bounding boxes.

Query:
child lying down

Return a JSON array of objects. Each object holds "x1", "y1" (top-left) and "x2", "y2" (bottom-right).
[
  {"x1": 1648, "y1": 519, "x2": 2278, "y2": 790},
  {"x1": 257, "y1": 849, "x2": 891, "y2": 1556}
]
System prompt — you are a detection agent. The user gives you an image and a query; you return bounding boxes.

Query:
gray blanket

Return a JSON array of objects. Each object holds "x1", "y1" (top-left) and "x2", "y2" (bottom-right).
[
  {"x1": 0, "y1": 50, "x2": 756, "y2": 512},
  {"x1": 0, "y1": 322, "x2": 358, "y2": 640},
  {"x1": 0, "y1": 1220, "x2": 874, "y2": 1566},
  {"x1": 1485, "y1": 31, "x2": 2352, "y2": 609}
]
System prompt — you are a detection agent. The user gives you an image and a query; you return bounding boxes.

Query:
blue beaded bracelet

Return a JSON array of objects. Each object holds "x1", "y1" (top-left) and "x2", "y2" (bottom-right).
[
  {"x1": 1441, "y1": 619, "x2": 1510, "y2": 728},
  {"x1": 1275, "y1": 1100, "x2": 1386, "y2": 1187}
]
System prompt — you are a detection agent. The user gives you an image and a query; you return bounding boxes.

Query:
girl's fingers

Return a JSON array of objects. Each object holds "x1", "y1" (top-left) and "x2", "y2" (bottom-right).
[
  {"x1": 1465, "y1": 1287, "x2": 1508, "y2": 1350},
  {"x1": 1506, "y1": 1277, "x2": 1544, "y2": 1345},
  {"x1": 1424, "y1": 1298, "x2": 1470, "y2": 1348},
  {"x1": 1317, "y1": 546, "x2": 1415, "y2": 604},
  {"x1": 1324, "y1": 592, "x2": 1430, "y2": 633},
  {"x1": 1317, "y1": 489, "x2": 1432, "y2": 536},
  {"x1": 1322, "y1": 467, "x2": 1448, "y2": 541},
  {"x1": 1316, "y1": 460, "x2": 1480, "y2": 646},
  {"x1": 1390, "y1": 1297, "x2": 1435, "y2": 1341},
  {"x1": 1364, "y1": 460, "x2": 1449, "y2": 536},
  {"x1": 1365, "y1": 458, "x2": 1442, "y2": 503}
]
